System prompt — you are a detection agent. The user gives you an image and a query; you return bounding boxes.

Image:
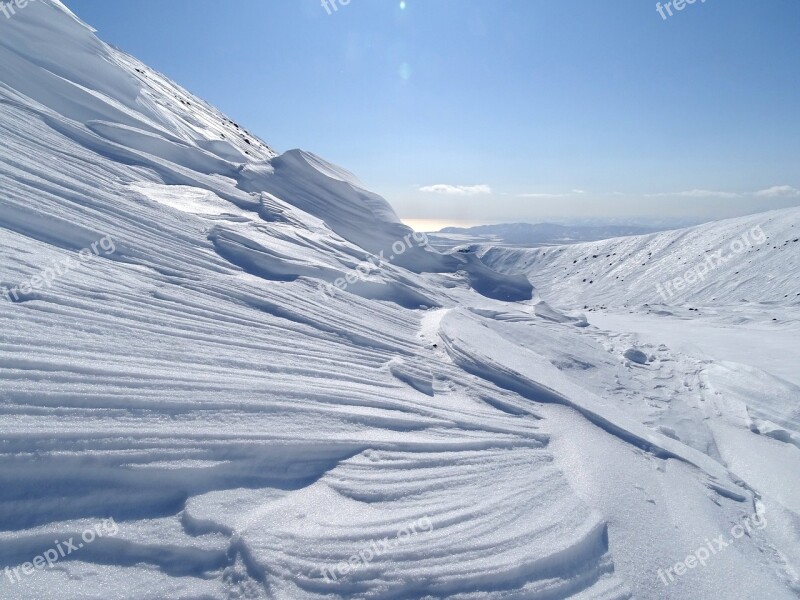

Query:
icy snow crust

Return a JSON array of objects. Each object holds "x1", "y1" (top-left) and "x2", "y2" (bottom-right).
[{"x1": 0, "y1": 2, "x2": 798, "y2": 599}]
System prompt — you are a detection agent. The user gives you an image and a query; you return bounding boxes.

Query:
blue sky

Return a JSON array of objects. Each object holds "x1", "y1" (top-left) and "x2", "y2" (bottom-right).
[{"x1": 67, "y1": 0, "x2": 800, "y2": 228}]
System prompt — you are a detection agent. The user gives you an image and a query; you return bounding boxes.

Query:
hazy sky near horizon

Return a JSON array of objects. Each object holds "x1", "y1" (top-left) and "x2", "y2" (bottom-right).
[{"x1": 67, "y1": 0, "x2": 800, "y2": 226}]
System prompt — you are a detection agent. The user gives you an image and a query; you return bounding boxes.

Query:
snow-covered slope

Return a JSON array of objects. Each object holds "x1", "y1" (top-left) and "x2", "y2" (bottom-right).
[
  {"x1": 478, "y1": 208, "x2": 800, "y2": 309},
  {"x1": 1, "y1": 2, "x2": 798, "y2": 599}
]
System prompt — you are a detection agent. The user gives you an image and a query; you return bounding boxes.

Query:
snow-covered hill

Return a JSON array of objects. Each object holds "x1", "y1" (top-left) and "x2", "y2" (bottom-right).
[
  {"x1": 1, "y1": 2, "x2": 798, "y2": 599},
  {"x1": 477, "y1": 208, "x2": 800, "y2": 309}
]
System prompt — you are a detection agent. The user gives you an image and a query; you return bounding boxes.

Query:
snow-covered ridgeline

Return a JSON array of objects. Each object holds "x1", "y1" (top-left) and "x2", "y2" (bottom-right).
[{"x1": 478, "y1": 208, "x2": 800, "y2": 309}]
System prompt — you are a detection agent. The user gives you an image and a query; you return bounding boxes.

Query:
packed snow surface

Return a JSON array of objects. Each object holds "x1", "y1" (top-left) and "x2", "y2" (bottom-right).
[{"x1": 1, "y1": 2, "x2": 798, "y2": 599}]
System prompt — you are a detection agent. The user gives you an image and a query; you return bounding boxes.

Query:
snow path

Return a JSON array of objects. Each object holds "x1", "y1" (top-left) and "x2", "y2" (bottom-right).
[
  {"x1": 437, "y1": 309, "x2": 747, "y2": 500},
  {"x1": 476, "y1": 218, "x2": 800, "y2": 597},
  {"x1": 545, "y1": 404, "x2": 795, "y2": 599},
  {"x1": 589, "y1": 309, "x2": 800, "y2": 388}
]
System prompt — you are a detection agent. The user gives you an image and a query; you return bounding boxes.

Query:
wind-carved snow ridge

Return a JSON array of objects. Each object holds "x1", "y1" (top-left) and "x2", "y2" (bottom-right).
[{"x1": 0, "y1": 1, "x2": 799, "y2": 599}]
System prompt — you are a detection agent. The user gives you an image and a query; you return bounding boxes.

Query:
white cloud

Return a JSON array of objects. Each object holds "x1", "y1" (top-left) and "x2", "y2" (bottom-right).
[
  {"x1": 754, "y1": 185, "x2": 800, "y2": 198},
  {"x1": 645, "y1": 189, "x2": 741, "y2": 199},
  {"x1": 419, "y1": 184, "x2": 492, "y2": 195}
]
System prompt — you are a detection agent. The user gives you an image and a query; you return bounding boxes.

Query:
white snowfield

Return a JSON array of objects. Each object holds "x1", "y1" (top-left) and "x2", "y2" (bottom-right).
[{"x1": 0, "y1": 2, "x2": 798, "y2": 599}]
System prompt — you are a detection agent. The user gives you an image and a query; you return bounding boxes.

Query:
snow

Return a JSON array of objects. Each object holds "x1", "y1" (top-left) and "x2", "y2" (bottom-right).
[{"x1": 0, "y1": 1, "x2": 798, "y2": 599}]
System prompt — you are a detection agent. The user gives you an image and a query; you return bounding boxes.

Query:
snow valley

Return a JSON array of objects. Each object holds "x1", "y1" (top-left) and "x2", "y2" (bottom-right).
[{"x1": 0, "y1": 2, "x2": 798, "y2": 600}]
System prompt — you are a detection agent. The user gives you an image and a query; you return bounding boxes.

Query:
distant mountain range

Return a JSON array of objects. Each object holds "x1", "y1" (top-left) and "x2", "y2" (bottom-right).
[{"x1": 428, "y1": 222, "x2": 667, "y2": 249}]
